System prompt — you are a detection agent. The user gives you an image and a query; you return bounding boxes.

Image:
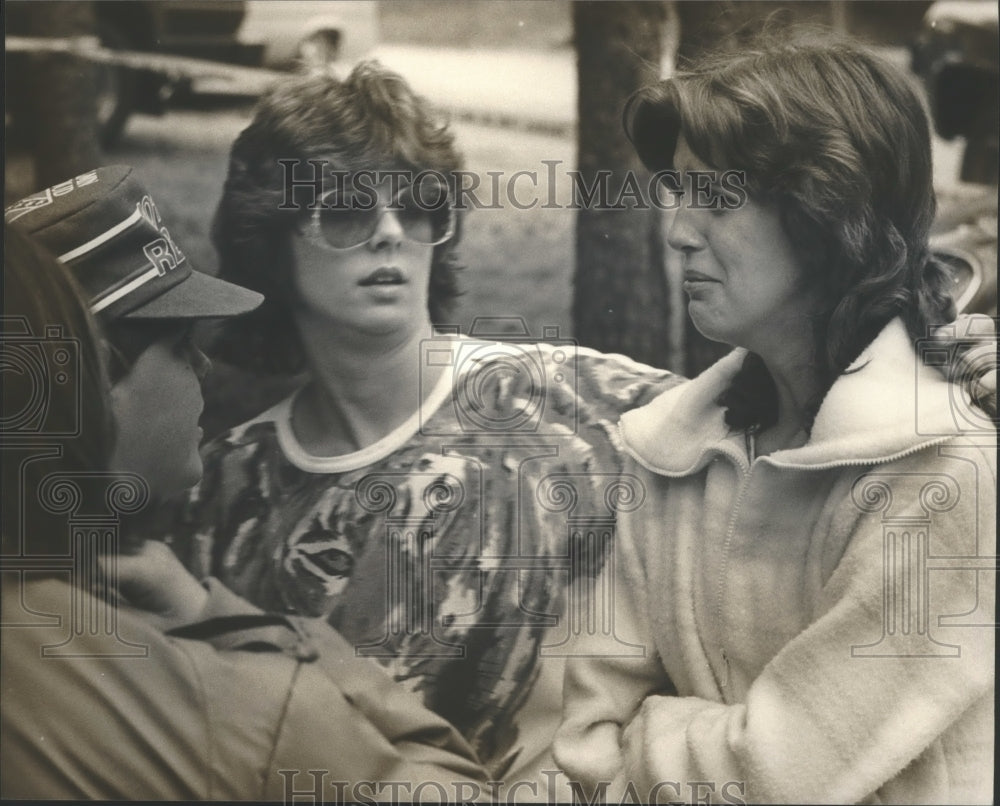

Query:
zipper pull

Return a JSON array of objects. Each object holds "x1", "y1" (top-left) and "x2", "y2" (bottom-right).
[{"x1": 744, "y1": 424, "x2": 759, "y2": 463}]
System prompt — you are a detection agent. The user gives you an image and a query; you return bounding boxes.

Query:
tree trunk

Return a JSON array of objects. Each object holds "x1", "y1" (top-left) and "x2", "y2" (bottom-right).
[
  {"x1": 21, "y1": 1, "x2": 101, "y2": 189},
  {"x1": 572, "y1": 1, "x2": 671, "y2": 369}
]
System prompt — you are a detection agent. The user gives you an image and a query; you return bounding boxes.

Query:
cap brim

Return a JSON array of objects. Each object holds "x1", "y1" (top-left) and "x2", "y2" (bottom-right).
[{"x1": 123, "y1": 270, "x2": 264, "y2": 320}]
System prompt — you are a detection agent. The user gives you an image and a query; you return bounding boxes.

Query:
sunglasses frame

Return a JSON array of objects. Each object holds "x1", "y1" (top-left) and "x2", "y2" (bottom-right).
[{"x1": 301, "y1": 183, "x2": 456, "y2": 252}]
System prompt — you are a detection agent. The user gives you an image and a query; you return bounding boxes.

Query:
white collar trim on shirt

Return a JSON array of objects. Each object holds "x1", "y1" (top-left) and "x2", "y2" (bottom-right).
[{"x1": 272, "y1": 359, "x2": 457, "y2": 474}]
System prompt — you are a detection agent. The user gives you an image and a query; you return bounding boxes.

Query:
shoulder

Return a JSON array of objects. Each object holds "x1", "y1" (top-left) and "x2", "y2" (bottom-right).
[
  {"x1": 174, "y1": 398, "x2": 294, "y2": 533},
  {"x1": 453, "y1": 339, "x2": 683, "y2": 422},
  {"x1": 548, "y1": 342, "x2": 681, "y2": 394},
  {"x1": 1, "y1": 578, "x2": 207, "y2": 698},
  {"x1": 205, "y1": 396, "x2": 288, "y2": 457},
  {"x1": 0, "y1": 582, "x2": 214, "y2": 798},
  {"x1": 197, "y1": 395, "x2": 294, "y2": 487},
  {"x1": 618, "y1": 349, "x2": 743, "y2": 473},
  {"x1": 828, "y1": 435, "x2": 996, "y2": 571}
]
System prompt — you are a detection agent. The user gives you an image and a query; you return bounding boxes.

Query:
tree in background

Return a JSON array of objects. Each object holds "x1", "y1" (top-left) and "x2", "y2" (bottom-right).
[
  {"x1": 15, "y1": 1, "x2": 101, "y2": 189},
  {"x1": 571, "y1": 1, "x2": 672, "y2": 369}
]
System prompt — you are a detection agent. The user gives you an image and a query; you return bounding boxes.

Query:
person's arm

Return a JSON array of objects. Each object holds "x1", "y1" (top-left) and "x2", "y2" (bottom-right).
[
  {"x1": 114, "y1": 540, "x2": 493, "y2": 796},
  {"x1": 114, "y1": 540, "x2": 264, "y2": 630},
  {"x1": 609, "y1": 445, "x2": 995, "y2": 803}
]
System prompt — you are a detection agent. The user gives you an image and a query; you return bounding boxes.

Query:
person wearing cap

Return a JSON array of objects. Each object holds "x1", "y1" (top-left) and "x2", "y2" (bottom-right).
[
  {"x1": 7, "y1": 164, "x2": 264, "y2": 490},
  {"x1": 6, "y1": 165, "x2": 264, "y2": 505},
  {"x1": 1, "y1": 173, "x2": 489, "y2": 799}
]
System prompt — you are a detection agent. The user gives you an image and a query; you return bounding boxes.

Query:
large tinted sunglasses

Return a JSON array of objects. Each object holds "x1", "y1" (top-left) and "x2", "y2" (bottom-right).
[{"x1": 303, "y1": 180, "x2": 455, "y2": 251}]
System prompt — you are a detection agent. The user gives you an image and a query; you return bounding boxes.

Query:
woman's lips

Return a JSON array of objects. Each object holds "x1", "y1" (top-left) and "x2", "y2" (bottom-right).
[
  {"x1": 359, "y1": 267, "x2": 406, "y2": 286},
  {"x1": 683, "y1": 270, "x2": 719, "y2": 284},
  {"x1": 682, "y1": 270, "x2": 720, "y2": 299}
]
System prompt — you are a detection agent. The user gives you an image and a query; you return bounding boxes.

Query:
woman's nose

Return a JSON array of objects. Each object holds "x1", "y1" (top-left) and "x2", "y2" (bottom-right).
[
  {"x1": 369, "y1": 208, "x2": 404, "y2": 249},
  {"x1": 665, "y1": 205, "x2": 706, "y2": 253}
]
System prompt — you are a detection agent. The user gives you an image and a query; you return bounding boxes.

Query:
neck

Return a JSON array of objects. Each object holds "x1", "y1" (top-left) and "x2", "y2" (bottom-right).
[
  {"x1": 753, "y1": 330, "x2": 825, "y2": 455},
  {"x1": 292, "y1": 312, "x2": 447, "y2": 455}
]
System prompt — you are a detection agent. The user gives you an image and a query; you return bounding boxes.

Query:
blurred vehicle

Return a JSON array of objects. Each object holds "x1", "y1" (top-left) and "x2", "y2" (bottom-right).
[
  {"x1": 6, "y1": 0, "x2": 378, "y2": 149},
  {"x1": 912, "y1": 0, "x2": 999, "y2": 184},
  {"x1": 913, "y1": 0, "x2": 998, "y2": 316},
  {"x1": 6, "y1": 0, "x2": 255, "y2": 148},
  {"x1": 236, "y1": 1, "x2": 378, "y2": 73},
  {"x1": 932, "y1": 185, "x2": 998, "y2": 316},
  {"x1": 92, "y1": 0, "x2": 262, "y2": 145}
]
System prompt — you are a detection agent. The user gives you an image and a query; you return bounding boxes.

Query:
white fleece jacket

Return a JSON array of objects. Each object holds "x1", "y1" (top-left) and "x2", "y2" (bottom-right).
[{"x1": 555, "y1": 319, "x2": 995, "y2": 804}]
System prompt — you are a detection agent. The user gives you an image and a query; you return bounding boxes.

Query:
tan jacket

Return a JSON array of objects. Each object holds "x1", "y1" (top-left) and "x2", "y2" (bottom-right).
[
  {"x1": 1, "y1": 577, "x2": 488, "y2": 800},
  {"x1": 555, "y1": 320, "x2": 995, "y2": 804}
]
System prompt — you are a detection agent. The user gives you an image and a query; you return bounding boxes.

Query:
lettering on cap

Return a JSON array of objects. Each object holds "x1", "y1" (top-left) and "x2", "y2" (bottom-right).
[
  {"x1": 3, "y1": 171, "x2": 99, "y2": 223},
  {"x1": 138, "y1": 195, "x2": 187, "y2": 276}
]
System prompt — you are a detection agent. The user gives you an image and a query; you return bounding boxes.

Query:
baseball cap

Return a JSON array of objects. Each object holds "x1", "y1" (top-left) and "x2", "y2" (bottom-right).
[{"x1": 5, "y1": 165, "x2": 263, "y2": 321}]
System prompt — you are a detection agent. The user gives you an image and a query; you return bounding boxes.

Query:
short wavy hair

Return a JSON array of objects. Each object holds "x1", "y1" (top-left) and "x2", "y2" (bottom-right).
[
  {"x1": 625, "y1": 31, "x2": 956, "y2": 429},
  {"x1": 212, "y1": 61, "x2": 465, "y2": 374}
]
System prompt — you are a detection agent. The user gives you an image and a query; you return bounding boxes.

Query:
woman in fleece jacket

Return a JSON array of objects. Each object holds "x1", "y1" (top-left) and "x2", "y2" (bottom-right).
[{"x1": 554, "y1": 33, "x2": 995, "y2": 805}]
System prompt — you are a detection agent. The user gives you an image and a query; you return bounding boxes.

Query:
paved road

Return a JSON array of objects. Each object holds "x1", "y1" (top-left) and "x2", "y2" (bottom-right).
[
  {"x1": 194, "y1": 43, "x2": 650, "y2": 135},
  {"x1": 368, "y1": 44, "x2": 961, "y2": 184},
  {"x1": 371, "y1": 44, "x2": 580, "y2": 134}
]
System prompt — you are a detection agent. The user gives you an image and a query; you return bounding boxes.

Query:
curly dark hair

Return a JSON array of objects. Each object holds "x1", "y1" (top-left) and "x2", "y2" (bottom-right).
[
  {"x1": 625, "y1": 31, "x2": 956, "y2": 431},
  {"x1": 211, "y1": 61, "x2": 466, "y2": 374}
]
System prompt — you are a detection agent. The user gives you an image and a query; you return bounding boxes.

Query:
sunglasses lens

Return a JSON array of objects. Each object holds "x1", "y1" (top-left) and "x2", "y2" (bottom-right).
[
  {"x1": 319, "y1": 199, "x2": 376, "y2": 249},
  {"x1": 316, "y1": 183, "x2": 453, "y2": 249},
  {"x1": 394, "y1": 183, "x2": 452, "y2": 245}
]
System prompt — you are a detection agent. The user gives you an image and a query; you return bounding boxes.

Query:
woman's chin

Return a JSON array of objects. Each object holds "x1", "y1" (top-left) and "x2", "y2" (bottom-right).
[{"x1": 687, "y1": 310, "x2": 729, "y2": 346}]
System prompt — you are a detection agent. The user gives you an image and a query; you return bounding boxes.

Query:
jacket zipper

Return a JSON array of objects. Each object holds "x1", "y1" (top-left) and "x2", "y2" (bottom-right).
[
  {"x1": 623, "y1": 424, "x2": 957, "y2": 478},
  {"x1": 761, "y1": 436, "x2": 956, "y2": 472},
  {"x1": 713, "y1": 444, "x2": 752, "y2": 698},
  {"x1": 705, "y1": 434, "x2": 955, "y2": 700}
]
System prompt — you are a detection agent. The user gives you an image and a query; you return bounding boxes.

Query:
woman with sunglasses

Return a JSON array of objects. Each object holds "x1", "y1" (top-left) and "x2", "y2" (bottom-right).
[{"x1": 160, "y1": 61, "x2": 683, "y2": 794}]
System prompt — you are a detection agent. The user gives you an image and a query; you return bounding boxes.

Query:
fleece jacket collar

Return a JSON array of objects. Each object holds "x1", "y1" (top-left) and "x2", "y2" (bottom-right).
[{"x1": 620, "y1": 319, "x2": 968, "y2": 475}]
